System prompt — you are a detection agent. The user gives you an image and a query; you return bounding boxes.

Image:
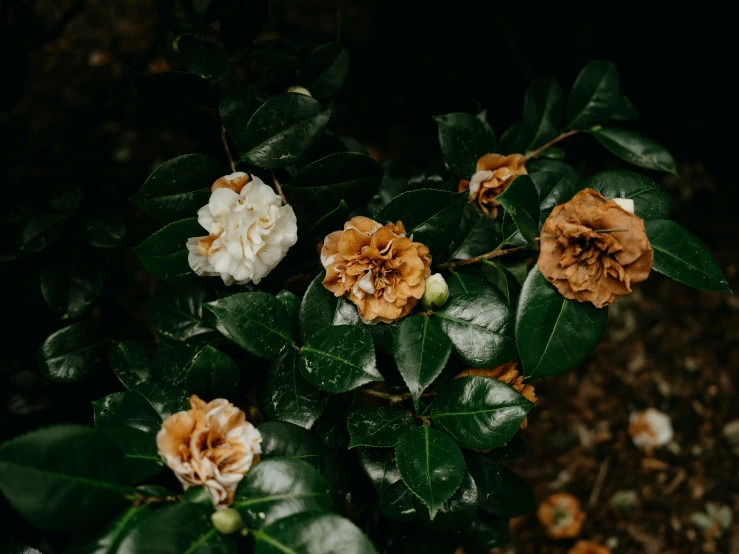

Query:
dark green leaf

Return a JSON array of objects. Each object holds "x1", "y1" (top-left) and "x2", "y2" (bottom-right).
[
  {"x1": 593, "y1": 127, "x2": 678, "y2": 176},
  {"x1": 447, "y1": 203, "x2": 500, "y2": 261},
  {"x1": 0, "y1": 425, "x2": 131, "y2": 532},
  {"x1": 464, "y1": 452, "x2": 501, "y2": 502},
  {"x1": 20, "y1": 213, "x2": 66, "y2": 253},
  {"x1": 258, "y1": 421, "x2": 325, "y2": 470},
  {"x1": 480, "y1": 262, "x2": 520, "y2": 305},
  {"x1": 498, "y1": 122, "x2": 531, "y2": 155},
  {"x1": 431, "y1": 376, "x2": 533, "y2": 450},
  {"x1": 289, "y1": 152, "x2": 382, "y2": 215},
  {"x1": 261, "y1": 350, "x2": 326, "y2": 429},
  {"x1": 486, "y1": 433, "x2": 528, "y2": 461},
  {"x1": 299, "y1": 325, "x2": 381, "y2": 393},
  {"x1": 646, "y1": 219, "x2": 731, "y2": 293},
  {"x1": 433, "y1": 113, "x2": 497, "y2": 178},
  {"x1": 379, "y1": 480, "x2": 419, "y2": 521},
  {"x1": 134, "y1": 218, "x2": 203, "y2": 281},
  {"x1": 395, "y1": 426, "x2": 465, "y2": 519},
  {"x1": 66, "y1": 505, "x2": 153, "y2": 554},
  {"x1": 583, "y1": 169, "x2": 671, "y2": 221},
  {"x1": 393, "y1": 316, "x2": 453, "y2": 410},
  {"x1": 36, "y1": 322, "x2": 106, "y2": 383},
  {"x1": 420, "y1": 470, "x2": 478, "y2": 533},
  {"x1": 312, "y1": 200, "x2": 349, "y2": 239},
  {"x1": 78, "y1": 214, "x2": 125, "y2": 248},
  {"x1": 98, "y1": 426, "x2": 163, "y2": 483},
  {"x1": 219, "y1": 82, "x2": 265, "y2": 159},
  {"x1": 609, "y1": 94, "x2": 638, "y2": 121},
  {"x1": 302, "y1": 42, "x2": 349, "y2": 99},
  {"x1": 205, "y1": 292, "x2": 292, "y2": 359},
  {"x1": 299, "y1": 271, "x2": 360, "y2": 341},
  {"x1": 516, "y1": 267, "x2": 608, "y2": 381},
  {"x1": 40, "y1": 257, "x2": 104, "y2": 319},
  {"x1": 436, "y1": 291, "x2": 516, "y2": 368},
  {"x1": 566, "y1": 60, "x2": 620, "y2": 130},
  {"x1": 523, "y1": 75, "x2": 564, "y2": 150},
  {"x1": 233, "y1": 458, "x2": 331, "y2": 529},
  {"x1": 479, "y1": 465, "x2": 533, "y2": 517},
  {"x1": 447, "y1": 267, "x2": 494, "y2": 297},
  {"x1": 177, "y1": 34, "x2": 230, "y2": 83},
  {"x1": 241, "y1": 93, "x2": 331, "y2": 169},
  {"x1": 375, "y1": 189, "x2": 468, "y2": 259},
  {"x1": 347, "y1": 406, "x2": 416, "y2": 448},
  {"x1": 356, "y1": 447, "x2": 400, "y2": 496},
  {"x1": 161, "y1": 344, "x2": 240, "y2": 399},
  {"x1": 150, "y1": 281, "x2": 215, "y2": 343},
  {"x1": 462, "y1": 512, "x2": 510, "y2": 553},
  {"x1": 494, "y1": 175, "x2": 540, "y2": 247},
  {"x1": 539, "y1": 147, "x2": 565, "y2": 159},
  {"x1": 313, "y1": 392, "x2": 357, "y2": 449},
  {"x1": 277, "y1": 289, "x2": 301, "y2": 320},
  {"x1": 131, "y1": 154, "x2": 224, "y2": 224},
  {"x1": 254, "y1": 511, "x2": 377, "y2": 554},
  {"x1": 109, "y1": 341, "x2": 152, "y2": 390},
  {"x1": 527, "y1": 158, "x2": 583, "y2": 223}
]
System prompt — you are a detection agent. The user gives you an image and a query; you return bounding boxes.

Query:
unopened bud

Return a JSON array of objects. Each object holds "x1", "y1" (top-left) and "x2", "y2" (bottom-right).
[
  {"x1": 614, "y1": 198, "x2": 635, "y2": 213},
  {"x1": 287, "y1": 86, "x2": 312, "y2": 97},
  {"x1": 421, "y1": 274, "x2": 449, "y2": 310},
  {"x1": 211, "y1": 508, "x2": 243, "y2": 534}
]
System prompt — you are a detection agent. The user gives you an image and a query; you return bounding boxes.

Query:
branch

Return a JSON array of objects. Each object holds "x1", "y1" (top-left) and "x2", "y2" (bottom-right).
[
  {"x1": 523, "y1": 129, "x2": 580, "y2": 161},
  {"x1": 220, "y1": 126, "x2": 236, "y2": 173},
  {"x1": 436, "y1": 246, "x2": 529, "y2": 270},
  {"x1": 271, "y1": 171, "x2": 287, "y2": 205},
  {"x1": 360, "y1": 388, "x2": 436, "y2": 403}
]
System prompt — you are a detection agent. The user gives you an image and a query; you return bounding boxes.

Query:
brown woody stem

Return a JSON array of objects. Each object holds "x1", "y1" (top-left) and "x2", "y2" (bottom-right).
[
  {"x1": 436, "y1": 246, "x2": 529, "y2": 270},
  {"x1": 523, "y1": 129, "x2": 580, "y2": 161},
  {"x1": 221, "y1": 125, "x2": 236, "y2": 173},
  {"x1": 271, "y1": 171, "x2": 288, "y2": 205},
  {"x1": 360, "y1": 388, "x2": 436, "y2": 403}
]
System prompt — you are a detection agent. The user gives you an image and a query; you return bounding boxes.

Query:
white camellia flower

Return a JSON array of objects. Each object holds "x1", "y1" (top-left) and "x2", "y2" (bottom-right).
[
  {"x1": 628, "y1": 408, "x2": 674, "y2": 450},
  {"x1": 187, "y1": 172, "x2": 298, "y2": 285}
]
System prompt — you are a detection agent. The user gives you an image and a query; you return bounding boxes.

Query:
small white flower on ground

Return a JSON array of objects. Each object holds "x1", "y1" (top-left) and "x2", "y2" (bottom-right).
[
  {"x1": 287, "y1": 86, "x2": 312, "y2": 97},
  {"x1": 628, "y1": 408, "x2": 673, "y2": 450},
  {"x1": 187, "y1": 173, "x2": 298, "y2": 285},
  {"x1": 421, "y1": 273, "x2": 449, "y2": 309}
]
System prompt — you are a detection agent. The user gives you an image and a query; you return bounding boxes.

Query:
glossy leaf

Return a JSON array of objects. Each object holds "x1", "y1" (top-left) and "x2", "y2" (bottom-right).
[
  {"x1": 299, "y1": 271, "x2": 360, "y2": 341},
  {"x1": 177, "y1": 34, "x2": 230, "y2": 83},
  {"x1": 40, "y1": 257, "x2": 104, "y2": 319},
  {"x1": 205, "y1": 292, "x2": 293, "y2": 360},
  {"x1": 261, "y1": 350, "x2": 327, "y2": 429},
  {"x1": 312, "y1": 200, "x2": 349, "y2": 240},
  {"x1": 463, "y1": 512, "x2": 510, "y2": 552},
  {"x1": 479, "y1": 465, "x2": 534, "y2": 517},
  {"x1": 131, "y1": 154, "x2": 223, "y2": 224},
  {"x1": 494, "y1": 175, "x2": 540, "y2": 247},
  {"x1": 300, "y1": 325, "x2": 381, "y2": 393},
  {"x1": 583, "y1": 169, "x2": 671, "y2": 221},
  {"x1": 433, "y1": 113, "x2": 497, "y2": 178},
  {"x1": 161, "y1": 344, "x2": 240, "y2": 399},
  {"x1": 312, "y1": 392, "x2": 357, "y2": 450},
  {"x1": 66, "y1": 505, "x2": 153, "y2": 554},
  {"x1": 523, "y1": 75, "x2": 564, "y2": 150},
  {"x1": 78, "y1": 214, "x2": 125, "y2": 248},
  {"x1": 36, "y1": 322, "x2": 107, "y2": 383},
  {"x1": 289, "y1": 152, "x2": 382, "y2": 214},
  {"x1": 134, "y1": 218, "x2": 203, "y2": 281},
  {"x1": 356, "y1": 447, "x2": 400, "y2": 496},
  {"x1": 0, "y1": 425, "x2": 131, "y2": 532},
  {"x1": 233, "y1": 458, "x2": 331, "y2": 529},
  {"x1": 420, "y1": 470, "x2": 478, "y2": 533},
  {"x1": 379, "y1": 480, "x2": 419, "y2": 521},
  {"x1": 431, "y1": 376, "x2": 533, "y2": 450},
  {"x1": 20, "y1": 213, "x2": 66, "y2": 253},
  {"x1": 528, "y1": 158, "x2": 583, "y2": 223},
  {"x1": 516, "y1": 267, "x2": 608, "y2": 381},
  {"x1": 464, "y1": 452, "x2": 501, "y2": 502},
  {"x1": 241, "y1": 93, "x2": 331, "y2": 168},
  {"x1": 646, "y1": 219, "x2": 731, "y2": 293},
  {"x1": 219, "y1": 82, "x2": 265, "y2": 158},
  {"x1": 98, "y1": 426, "x2": 163, "y2": 483},
  {"x1": 347, "y1": 406, "x2": 416, "y2": 448},
  {"x1": 566, "y1": 59, "x2": 620, "y2": 130},
  {"x1": 302, "y1": 42, "x2": 349, "y2": 99},
  {"x1": 609, "y1": 94, "x2": 638, "y2": 121},
  {"x1": 436, "y1": 291, "x2": 516, "y2": 368},
  {"x1": 149, "y1": 281, "x2": 215, "y2": 343},
  {"x1": 498, "y1": 122, "x2": 531, "y2": 156},
  {"x1": 593, "y1": 127, "x2": 679, "y2": 176},
  {"x1": 395, "y1": 426, "x2": 465, "y2": 519},
  {"x1": 447, "y1": 267, "x2": 494, "y2": 297},
  {"x1": 393, "y1": 315, "x2": 453, "y2": 409},
  {"x1": 376, "y1": 189, "x2": 468, "y2": 259},
  {"x1": 480, "y1": 262, "x2": 520, "y2": 305},
  {"x1": 258, "y1": 421, "x2": 326, "y2": 470},
  {"x1": 109, "y1": 341, "x2": 152, "y2": 390},
  {"x1": 447, "y1": 203, "x2": 500, "y2": 261}
]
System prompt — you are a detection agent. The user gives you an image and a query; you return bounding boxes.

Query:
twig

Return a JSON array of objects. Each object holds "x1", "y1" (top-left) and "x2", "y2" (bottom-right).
[
  {"x1": 221, "y1": 125, "x2": 236, "y2": 173},
  {"x1": 524, "y1": 129, "x2": 580, "y2": 161},
  {"x1": 588, "y1": 456, "x2": 612, "y2": 508},
  {"x1": 271, "y1": 171, "x2": 287, "y2": 205},
  {"x1": 360, "y1": 388, "x2": 436, "y2": 403},
  {"x1": 437, "y1": 246, "x2": 529, "y2": 270}
]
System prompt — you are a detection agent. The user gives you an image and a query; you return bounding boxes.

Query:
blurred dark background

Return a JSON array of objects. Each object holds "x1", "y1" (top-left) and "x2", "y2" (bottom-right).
[{"x1": 1, "y1": 2, "x2": 737, "y2": 553}]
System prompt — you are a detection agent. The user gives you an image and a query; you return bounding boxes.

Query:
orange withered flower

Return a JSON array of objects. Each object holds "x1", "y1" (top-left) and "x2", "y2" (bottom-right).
[
  {"x1": 537, "y1": 492, "x2": 586, "y2": 540},
  {"x1": 321, "y1": 216, "x2": 432, "y2": 324},
  {"x1": 458, "y1": 153, "x2": 528, "y2": 217},
  {"x1": 568, "y1": 541, "x2": 611, "y2": 554},
  {"x1": 456, "y1": 361, "x2": 538, "y2": 429},
  {"x1": 538, "y1": 188, "x2": 653, "y2": 308}
]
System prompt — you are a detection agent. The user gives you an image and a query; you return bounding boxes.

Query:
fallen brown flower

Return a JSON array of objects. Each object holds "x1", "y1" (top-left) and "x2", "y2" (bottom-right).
[
  {"x1": 458, "y1": 153, "x2": 527, "y2": 217},
  {"x1": 538, "y1": 188, "x2": 653, "y2": 308},
  {"x1": 156, "y1": 395, "x2": 262, "y2": 508},
  {"x1": 321, "y1": 216, "x2": 432, "y2": 323},
  {"x1": 568, "y1": 540, "x2": 611, "y2": 554},
  {"x1": 537, "y1": 492, "x2": 586, "y2": 540}
]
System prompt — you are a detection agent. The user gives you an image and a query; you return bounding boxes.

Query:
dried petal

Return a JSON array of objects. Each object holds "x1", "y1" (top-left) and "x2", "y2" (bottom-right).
[
  {"x1": 458, "y1": 153, "x2": 528, "y2": 217},
  {"x1": 568, "y1": 540, "x2": 611, "y2": 554},
  {"x1": 537, "y1": 492, "x2": 586, "y2": 540},
  {"x1": 628, "y1": 408, "x2": 673, "y2": 451}
]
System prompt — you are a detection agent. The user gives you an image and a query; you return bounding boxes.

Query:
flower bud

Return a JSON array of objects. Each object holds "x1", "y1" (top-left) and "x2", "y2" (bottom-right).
[
  {"x1": 287, "y1": 86, "x2": 312, "y2": 97},
  {"x1": 211, "y1": 508, "x2": 243, "y2": 534},
  {"x1": 613, "y1": 198, "x2": 635, "y2": 213},
  {"x1": 421, "y1": 273, "x2": 449, "y2": 310}
]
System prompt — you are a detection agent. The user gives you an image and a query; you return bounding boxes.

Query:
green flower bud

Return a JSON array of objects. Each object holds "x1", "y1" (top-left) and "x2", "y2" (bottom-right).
[
  {"x1": 421, "y1": 273, "x2": 449, "y2": 310},
  {"x1": 287, "y1": 86, "x2": 312, "y2": 97},
  {"x1": 211, "y1": 508, "x2": 243, "y2": 534}
]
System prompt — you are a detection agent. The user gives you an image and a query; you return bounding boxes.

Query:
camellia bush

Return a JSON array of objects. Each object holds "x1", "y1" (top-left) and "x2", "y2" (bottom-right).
[{"x1": 0, "y1": 3, "x2": 731, "y2": 554}]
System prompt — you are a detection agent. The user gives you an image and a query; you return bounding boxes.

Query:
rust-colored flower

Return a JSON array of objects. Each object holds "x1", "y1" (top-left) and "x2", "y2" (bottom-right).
[
  {"x1": 538, "y1": 188, "x2": 653, "y2": 308},
  {"x1": 568, "y1": 541, "x2": 611, "y2": 554},
  {"x1": 456, "y1": 361, "x2": 538, "y2": 428},
  {"x1": 156, "y1": 395, "x2": 262, "y2": 508},
  {"x1": 321, "y1": 216, "x2": 432, "y2": 324},
  {"x1": 537, "y1": 493, "x2": 586, "y2": 540},
  {"x1": 458, "y1": 153, "x2": 527, "y2": 217}
]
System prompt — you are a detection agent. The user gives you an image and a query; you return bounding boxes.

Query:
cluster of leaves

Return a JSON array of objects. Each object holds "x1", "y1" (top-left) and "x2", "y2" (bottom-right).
[{"x1": 0, "y1": 3, "x2": 731, "y2": 554}]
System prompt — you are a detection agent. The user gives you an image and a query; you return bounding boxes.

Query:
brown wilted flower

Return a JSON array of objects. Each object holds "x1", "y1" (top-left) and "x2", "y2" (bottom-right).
[
  {"x1": 628, "y1": 408, "x2": 673, "y2": 452},
  {"x1": 321, "y1": 216, "x2": 432, "y2": 324},
  {"x1": 458, "y1": 153, "x2": 527, "y2": 217},
  {"x1": 456, "y1": 361, "x2": 538, "y2": 428},
  {"x1": 156, "y1": 395, "x2": 262, "y2": 508},
  {"x1": 537, "y1": 493, "x2": 586, "y2": 540},
  {"x1": 568, "y1": 541, "x2": 611, "y2": 554},
  {"x1": 538, "y1": 188, "x2": 653, "y2": 308}
]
